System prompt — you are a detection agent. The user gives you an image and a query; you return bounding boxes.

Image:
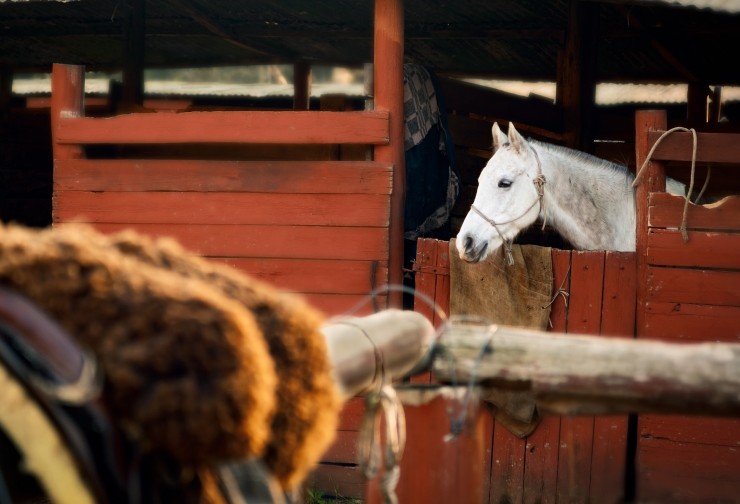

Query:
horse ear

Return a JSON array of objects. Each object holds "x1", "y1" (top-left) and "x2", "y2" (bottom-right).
[
  {"x1": 492, "y1": 122, "x2": 507, "y2": 153},
  {"x1": 507, "y1": 122, "x2": 527, "y2": 154}
]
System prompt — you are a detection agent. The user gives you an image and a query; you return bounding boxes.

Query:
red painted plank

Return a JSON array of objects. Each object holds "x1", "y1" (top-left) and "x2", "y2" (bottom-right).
[
  {"x1": 636, "y1": 438, "x2": 740, "y2": 503},
  {"x1": 521, "y1": 249, "x2": 570, "y2": 504},
  {"x1": 647, "y1": 130, "x2": 740, "y2": 164},
  {"x1": 589, "y1": 252, "x2": 635, "y2": 504},
  {"x1": 56, "y1": 110, "x2": 390, "y2": 145},
  {"x1": 523, "y1": 415, "x2": 561, "y2": 504},
  {"x1": 80, "y1": 223, "x2": 389, "y2": 261},
  {"x1": 490, "y1": 422, "x2": 526, "y2": 504},
  {"x1": 647, "y1": 228, "x2": 740, "y2": 270},
  {"x1": 557, "y1": 251, "x2": 604, "y2": 502},
  {"x1": 309, "y1": 464, "x2": 366, "y2": 500},
  {"x1": 55, "y1": 191, "x2": 390, "y2": 227},
  {"x1": 303, "y1": 293, "x2": 388, "y2": 317},
  {"x1": 211, "y1": 258, "x2": 387, "y2": 295},
  {"x1": 411, "y1": 239, "x2": 440, "y2": 385},
  {"x1": 434, "y1": 239, "x2": 451, "y2": 325},
  {"x1": 565, "y1": 251, "x2": 605, "y2": 335},
  {"x1": 336, "y1": 397, "x2": 366, "y2": 432},
  {"x1": 643, "y1": 301, "x2": 740, "y2": 342},
  {"x1": 647, "y1": 266, "x2": 740, "y2": 307},
  {"x1": 640, "y1": 414, "x2": 740, "y2": 447},
  {"x1": 50, "y1": 64, "x2": 83, "y2": 161},
  {"x1": 321, "y1": 430, "x2": 359, "y2": 465},
  {"x1": 648, "y1": 192, "x2": 740, "y2": 231},
  {"x1": 55, "y1": 159, "x2": 394, "y2": 194}
]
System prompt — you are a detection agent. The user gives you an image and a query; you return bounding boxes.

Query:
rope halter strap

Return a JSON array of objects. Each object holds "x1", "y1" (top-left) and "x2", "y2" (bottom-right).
[{"x1": 470, "y1": 145, "x2": 546, "y2": 266}]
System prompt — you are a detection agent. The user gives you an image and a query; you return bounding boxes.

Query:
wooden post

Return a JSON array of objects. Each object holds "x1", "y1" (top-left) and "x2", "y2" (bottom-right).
[
  {"x1": 293, "y1": 61, "x2": 311, "y2": 110},
  {"x1": 373, "y1": 0, "x2": 405, "y2": 308},
  {"x1": 122, "y1": 0, "x2": 145, "y2": 109},
  {"x1": 634, "y1": 110, "x2": 666, "y2": 339},
  {"x1": 557, "y1": 0, "x2": 598, "y2": 151},
  {"x1": 51, "y1": 64, "x2": 85, "y2": 162}
]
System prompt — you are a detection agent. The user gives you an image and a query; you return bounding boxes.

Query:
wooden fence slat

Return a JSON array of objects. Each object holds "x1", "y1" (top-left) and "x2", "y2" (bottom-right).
[
  {"x1": 590, "y1": 252, "x2": 635, "y2": 504},
  {"x1": 490, "y1": 423, "x2": 526, "y2": 504},
  {"x1": 644, "y1": 301, "x2": 740, "y2": 342},
  {"x1": 211, "y1": 258, "x2": 387, "y2": 295},
  {"x1": 647, "y1": 228, "x2": 740, "y2": 270},
  {"x1": 522, "y1": 249, "x2": 570, "y2": 504},
  {"x1": 83, "y1": 223, "x2": 389, "y2": 261},
  {"x1": 56, "y1": 110, "x2": 390, "y2": 145},
  {"x1": 411, "y1": 238, "x2": 440, "y2": 385},
  {"x1": 321, "y1": 430, "x2": 359, "y2": 465},
  {"x1": 556, "y1": 251, "x2": 604, "y2": 503},
  {"x1": 308, "y1": 464, "x2": 366, "y2": 500},
  {"x1": 647, "y1": 130, "x2": 740, "y2": 164},
  {"x1": 648, "y1": 193, "x2": 740, "y2": 231},
  {"x1": 54, "y1": 191, "x2": 390, "y2": 227},
  {"x1": 55, "y1": 159, "x2": 394, "y2": 194},
  {"x1": 647, "y1": 266, "x2": 740, "y2": 307},
  {"x1": 303, "y1": 293, "x2": 387, "y2": 316},
  {"x1": 640, "y1": 415, "x2": 740, "y2": 447}
]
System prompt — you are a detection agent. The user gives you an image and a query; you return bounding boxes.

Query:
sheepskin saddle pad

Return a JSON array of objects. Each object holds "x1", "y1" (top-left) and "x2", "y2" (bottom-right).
[{"x1": 0, "y1": 222, "x2": 343, "y2": 503}]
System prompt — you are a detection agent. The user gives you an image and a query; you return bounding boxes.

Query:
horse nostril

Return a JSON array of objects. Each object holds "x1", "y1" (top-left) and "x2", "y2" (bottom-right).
[{"x1": 464, "y1": 236, "x2": 474, "y2": 253}]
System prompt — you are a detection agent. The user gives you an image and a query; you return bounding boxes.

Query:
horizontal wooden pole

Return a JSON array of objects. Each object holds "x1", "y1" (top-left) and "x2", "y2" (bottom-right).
[
  {"x1": 434, "y1": 323, "x2": 740, "y2": 416},
  {"x1": 55, "y1": 159, "x2": 393, "y2": 194},
  {"x1": 56, "y1": 110, "x2": 390, "y2": 145},
  {"x1": 647, "y1": 130, "x2": 740, "y2": 164}
]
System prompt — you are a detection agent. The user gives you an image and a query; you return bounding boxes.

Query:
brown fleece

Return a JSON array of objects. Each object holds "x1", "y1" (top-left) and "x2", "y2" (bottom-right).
[
  {"x1": 110, "y1": 229, "x2": 341, "y2": 490},
  {"x1": 0, "y1": 223, "x2": 277, "y2": 467}
]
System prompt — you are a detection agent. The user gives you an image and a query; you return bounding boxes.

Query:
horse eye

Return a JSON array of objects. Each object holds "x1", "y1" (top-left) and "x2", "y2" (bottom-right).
[{"x1": 498, "y1": 179, "x2": 512, "y2": 189}]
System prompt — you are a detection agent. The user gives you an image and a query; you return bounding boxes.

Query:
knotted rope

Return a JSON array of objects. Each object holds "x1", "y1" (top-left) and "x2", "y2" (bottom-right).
[{"x1": 632, "y1": 126, "x2": 709, "y2": 242}]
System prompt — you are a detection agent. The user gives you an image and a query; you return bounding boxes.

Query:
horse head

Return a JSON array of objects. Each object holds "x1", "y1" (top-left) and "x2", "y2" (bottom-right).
[{"x1": 456, "y1": 122, "x2": 544, "y2": 263}]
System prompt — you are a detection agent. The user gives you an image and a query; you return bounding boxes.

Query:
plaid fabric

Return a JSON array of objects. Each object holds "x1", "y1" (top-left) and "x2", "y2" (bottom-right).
[{"x1": 403, "y1": 65, "x2": 439, "y2": 151}]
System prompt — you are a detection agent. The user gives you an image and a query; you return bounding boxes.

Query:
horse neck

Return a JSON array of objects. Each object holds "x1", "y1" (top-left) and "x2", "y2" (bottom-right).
[{"x1": 532, "y1": 142, "x2": 636, "y2": 251}]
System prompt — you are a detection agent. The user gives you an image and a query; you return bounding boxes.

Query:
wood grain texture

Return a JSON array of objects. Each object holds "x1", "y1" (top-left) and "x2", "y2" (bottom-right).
[
  {"x1": 56, "y1": 110, "x2": 390, "y2": 145},
  {"x1": 647, "y1": 266, "x2": 740, "y2": 307},
  {"x1": 648, "y1": 192, "x2": 740, "y2": 231},
  {"x1": 647, "y1": 228, "x2": 740, "y2": 269},
  {"x1": 82, "y1": 223, "x2": 389, "y2": 261},
  {"x1": 55, "y1": 191, "x2": 390, "y2": 227},
  {"x1": 643, "y1": 301, "x2": 740, "y2": 342},
  {"x1": 647, "y1": 130, "x2": 740, "y2": 164},
  {"x1": 55, "y1": 159, "x2": 394, "y2": 194}
]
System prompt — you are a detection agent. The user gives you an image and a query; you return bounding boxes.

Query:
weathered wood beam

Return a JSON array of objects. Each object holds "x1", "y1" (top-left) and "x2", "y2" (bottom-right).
[
  {"x1": 557, "y1": 0, "x2": 598, "y2": 151},
  {"x1": 433, "y1": 323, "x2": 740, "y2": 417},
  {"x1": 122, "y1": 0, "x2": 145, "y2": 108}
]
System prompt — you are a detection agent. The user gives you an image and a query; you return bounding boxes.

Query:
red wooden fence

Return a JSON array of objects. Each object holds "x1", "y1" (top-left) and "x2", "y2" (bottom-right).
[{"x1": 634, "y1": 110, "x2": 740, "y2": 503}]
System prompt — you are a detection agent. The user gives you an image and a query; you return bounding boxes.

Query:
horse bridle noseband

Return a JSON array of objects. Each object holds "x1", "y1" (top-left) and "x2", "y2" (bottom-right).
[{"x1": 470, "y1": 146, "x2": 546, "y2": 266}]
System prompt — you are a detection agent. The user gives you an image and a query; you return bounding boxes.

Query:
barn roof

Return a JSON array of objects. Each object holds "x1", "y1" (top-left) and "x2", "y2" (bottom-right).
[{"x1": 1, "y1": 0, "x2": 740, "y2": 85}]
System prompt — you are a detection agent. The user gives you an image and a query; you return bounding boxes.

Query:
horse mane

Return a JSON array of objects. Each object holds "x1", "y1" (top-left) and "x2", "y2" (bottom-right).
[{"x1": 530, "y1": 139, "x2": 634, "y2": 182}]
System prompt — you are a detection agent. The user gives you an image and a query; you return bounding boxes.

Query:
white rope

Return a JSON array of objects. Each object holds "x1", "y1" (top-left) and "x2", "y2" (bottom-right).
[{"x1": 632, "y1": 126, "x2": 698, "y2": 242}]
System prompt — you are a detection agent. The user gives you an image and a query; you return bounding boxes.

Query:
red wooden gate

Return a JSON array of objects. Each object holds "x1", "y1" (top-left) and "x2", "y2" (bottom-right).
[{"x1": 406, "y1": 240, "x2": 636, "y2": 504}]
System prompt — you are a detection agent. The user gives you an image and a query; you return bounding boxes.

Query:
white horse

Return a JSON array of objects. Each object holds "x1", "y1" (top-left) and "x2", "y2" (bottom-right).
[{"x1": 456, "y1": 122, "x2": 684, "y2": 263}]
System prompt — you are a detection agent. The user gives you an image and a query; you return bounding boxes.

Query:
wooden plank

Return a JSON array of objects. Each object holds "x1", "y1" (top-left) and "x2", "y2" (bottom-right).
[
  {"x1": 557, "y1": 251, "x2": 603, "y2": 502},
  {"x1": 644, "y1": 301, "x2": 740, "y2": 342},
  {"x1": 303, "y1": 293, "x2": 388, "y2": 317},
  {"x1": 648, "y1": 192, "x2": 740, "y2": 231},
  {"x1": 54, "y1": 191, "x2": 390, "y2": 227},
  {"x1": 50, "y1": 64, "x2": 84, "y2": 160},
  {"x1": 522, "y1": 249, "x2": 569, "y2": 504},
  {"x1": 373, "y1": 0, "x2": 405, "y2": 309},
  {"x1": 589, "y1": 252, "x2": 635, "y2": 504},
  {"x1": 647, "y1": 130, "x2": 740, "y2": 164},
  {"x1": 320, "y1": 430, "x2": 359, "y2": 465},
  {"x1": 434, "y1": 240, "x2": 451, "y2": 325},
  {"x1": 647, "y1": 228, "x2": 740, "y2": 270},
  {"x1": 211, "y1": 258, "x2": 387, "y2": 295},
  {"x1": 635, "y1": 110, "x2": 667, "y2": 340},
  {"x1": 640, "y1": 414, "x2": 740, "y2": 447},
  {"x1": 56, "y1": 110, "x2": 390, "y2": 145},
  {"x1": 490, "y1": 422, "x2": 526, "y2": 504},
  {"x1": 647, "y1": 266, "x2": 740, "y2": 307},
  {"x1": 54, "y1": 159, "x2": 394, "y2": 194},
  {"x1": 336, "y1": 397, "x2": 366, "y2": 431},
  {"x1": 81, "y1": 223, "x2": 389, "y2": 261},
  {"x1": 308, "y1": 464, "x2": 366, "y2": 500},
  {"x1": 636, "y1": 438, "x2": 740, "y2": 503},
  {"x1": 411, "y1": 239, "x2": 440, "y2": 385}
]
